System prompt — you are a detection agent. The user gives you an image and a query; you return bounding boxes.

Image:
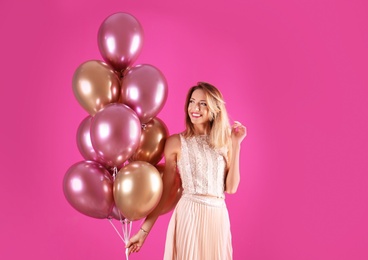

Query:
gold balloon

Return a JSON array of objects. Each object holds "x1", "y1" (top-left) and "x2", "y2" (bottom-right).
[
  {"x1": 129, "y1": 117, "x2": 169, "y2": 165},
  {"x1": 113, "y1": 161, "x2": 163, "y2": 221},
  {"x1": 72, "y1": 60, "x2": 121, "y2": 115},
  {"x1": 155, "y1": 164, "x2": 183, "y2": 215}
]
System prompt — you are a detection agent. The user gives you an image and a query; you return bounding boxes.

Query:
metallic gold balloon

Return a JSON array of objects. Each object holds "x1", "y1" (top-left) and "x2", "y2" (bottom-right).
[
  {"x1": 113, "y1": 161, "x2": 163, "y2": 221},
  {"x1": 129, "y1": 117, "x2": 169, "y2": 165},
  {"x1": 72, "y1": 60, "x2": 121, "y2": 115}
]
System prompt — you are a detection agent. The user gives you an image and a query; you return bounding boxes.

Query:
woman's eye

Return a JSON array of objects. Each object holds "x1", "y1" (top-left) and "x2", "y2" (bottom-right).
[
  {"x1": 189, "y1": 100, "x2": 194, "y2": 104},
  {"x1": 200, "y1": 102, "x2": 207, "y2": 106}
]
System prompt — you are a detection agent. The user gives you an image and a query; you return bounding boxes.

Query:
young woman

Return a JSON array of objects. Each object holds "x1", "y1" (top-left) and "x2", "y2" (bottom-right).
[{"x1": 127, "y1": 82, "x2": 247, "y2": 259}]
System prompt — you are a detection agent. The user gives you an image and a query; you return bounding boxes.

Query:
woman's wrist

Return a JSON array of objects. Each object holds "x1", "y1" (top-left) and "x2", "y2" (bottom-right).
[
  {"x1": 231, "y1": 142, "x2": 241, "y2": 150},
  {"x1": 140, "y1": 227, "x2": 149, "y2": 235}
]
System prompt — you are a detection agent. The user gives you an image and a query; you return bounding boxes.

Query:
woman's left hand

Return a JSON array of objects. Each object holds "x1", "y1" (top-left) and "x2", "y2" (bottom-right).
[{"x1": 231, "y1": 121, "x2": 247, "y2": 145}]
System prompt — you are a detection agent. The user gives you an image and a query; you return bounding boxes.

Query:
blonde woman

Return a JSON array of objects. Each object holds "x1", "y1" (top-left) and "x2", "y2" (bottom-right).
[{"x1": 127, "y1": 82, "x2": 247, "y2": 259}]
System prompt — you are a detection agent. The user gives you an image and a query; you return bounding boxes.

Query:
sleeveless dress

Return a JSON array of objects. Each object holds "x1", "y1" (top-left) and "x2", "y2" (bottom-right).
[{"x1": 164, "y1": 134, "x2": 233, "y2": 260}]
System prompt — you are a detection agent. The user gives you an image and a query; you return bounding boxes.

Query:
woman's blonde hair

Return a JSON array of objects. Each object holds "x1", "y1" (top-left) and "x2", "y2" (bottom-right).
[{"x1": 183, "y1": 82, "x2": 231, "y2": 149}]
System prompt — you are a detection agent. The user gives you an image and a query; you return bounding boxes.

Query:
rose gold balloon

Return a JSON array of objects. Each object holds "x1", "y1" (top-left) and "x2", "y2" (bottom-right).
[
  {"x1": 155, "y1": 164, "x2": 183, "y2": 215},
  {"x1": 129, "y1": 117, "x2": 169, "y2": 165},
  {"x1": 113, "y1": 161, "x2": 163, "y2": 221},
  {"x1": 121, "y1": 64, "x2": 168, "y2": 123},
  {"x1": 155, "y1": 163, "x2": 166, "y2": 178},
  {"x1": 109, "y1": 204, "x2": 125, "y2": 221},
  {"x1": 90, "y1": 103, "x2": 141, "y2": 168},
  {"x1": 161, "y1": 176, "x2": 182, "y2": 215},
  {"x1": 63, "y1": 161, "x2": 114, "y2": 219},
  {"x1": 72, "y1": 60, "x2": 120, "y2": 115},
  {"x1": 76, "y1": 116, "x2": 104, "y2": 164},
  {"x1": 98, "y1": 12, "x2": 144, "y2": 72}
]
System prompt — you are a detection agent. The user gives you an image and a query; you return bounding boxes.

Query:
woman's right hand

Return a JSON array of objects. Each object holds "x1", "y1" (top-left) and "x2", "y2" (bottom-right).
[{"x1": 126, "y1": 229, "x2": 148, "y2": 255}]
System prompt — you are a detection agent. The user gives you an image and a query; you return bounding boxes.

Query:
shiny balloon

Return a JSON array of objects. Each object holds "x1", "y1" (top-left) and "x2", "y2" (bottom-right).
[
  {"x1": 90, "y1": 103, "x2": 141, "y2": 168},
  {"x1": 155, "y1": 163, "x2": 166, "y2": 178},
  {"x1": 121, "y1": 64, "x2": 168, "y2": 123},
  {"x1": 129, "y1": 117, "x2": 169, "y2": 165},
  {"x1": 76, "y1": 116, "x2": 103, "y2": 163},
  {"x1": 98, "y1": 12, "x2": 144, "y2": 72},
  {"x1": 72, "y1": 60, "x2": 121, "y2": 115},
  {"x1": 114, "y1": 161, "x2": 163, "y2": 221},
  {"x1": 155, "y1": 164, "x2": 183, "y2": 215},
  {"x1": 109, "y1": 204, "x2": 125, "y2": 221},
  {"x1": 63, "y1": 161, "x2": 114, "y2": 219}
]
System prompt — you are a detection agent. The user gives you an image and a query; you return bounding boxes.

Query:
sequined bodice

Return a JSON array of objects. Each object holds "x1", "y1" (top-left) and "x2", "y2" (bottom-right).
[{"x1": 177, "y1": 134, "x2": 227, "y2": 198}]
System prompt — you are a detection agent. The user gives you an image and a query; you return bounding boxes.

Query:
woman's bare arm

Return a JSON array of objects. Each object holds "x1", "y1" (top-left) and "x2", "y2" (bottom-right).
[
  {"x1": 225, "y1": 121, "x2": 247, "y2": 194},
  {"x1": 126, "y1": 134, "x2": 181, "y2": 254}
]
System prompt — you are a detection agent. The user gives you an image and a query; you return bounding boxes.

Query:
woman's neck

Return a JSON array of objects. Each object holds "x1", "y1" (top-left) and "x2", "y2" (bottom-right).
[{"x1": 193, "y1": 124, "x2": 210, "y2": 136}]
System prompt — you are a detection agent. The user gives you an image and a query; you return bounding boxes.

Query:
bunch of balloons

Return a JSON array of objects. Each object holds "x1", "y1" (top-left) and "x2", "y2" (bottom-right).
[{"x1": 63, "y1": 12, "x2": 182, "y2": 229}]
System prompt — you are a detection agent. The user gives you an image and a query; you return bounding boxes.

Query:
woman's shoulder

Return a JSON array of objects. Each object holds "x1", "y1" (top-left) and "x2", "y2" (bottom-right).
[
  {"x1": 164, "y1": 133, "x2": 182, "y2": 152},
  {"x1": 166, "y1": 133, "x2": 182, "y2": 145}
]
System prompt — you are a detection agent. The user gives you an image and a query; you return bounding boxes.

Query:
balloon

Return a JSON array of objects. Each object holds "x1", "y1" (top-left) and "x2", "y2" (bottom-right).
[
  {"x1": 76, "y1": 116, "x2": 103, "y2": 163},
  {"x1": 98, "y1": 12, "x2": 144, "y2": 72},
  {"x1": 121, "y1": 64, "x2": 168, "y2": 123},
  {"x1": 63, "y1": 161, "x2": 114, "y2": 219},
  {"x1": 155, "y1": 164, "x2": 183, "y2": 215},
  {"x1": 72, "y1": 60, "x2": 120, "y2": 115},
  {"x1": 155, "y1": 163, "x2": 166, "y2": 178},
  {"x1": 90, "y1": 103, "x2": 141, "y2": 168},
  {"x1": 114, "y1": 161, "x2": 163, "y2": 221},
  {"x1": 109, "y1": 204, "x2": 125, "y2": 221},
  {"x1": 129, "y1": 117, "x2": 169, "y2": 165},
  {"x1": 161, "y1": 175, "x2": 182, "y2": 215}
]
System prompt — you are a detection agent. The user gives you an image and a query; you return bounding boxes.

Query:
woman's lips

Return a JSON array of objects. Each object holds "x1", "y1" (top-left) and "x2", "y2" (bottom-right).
[{"x1": 191, "y1": 113, "x2": 201, "y2": 118}]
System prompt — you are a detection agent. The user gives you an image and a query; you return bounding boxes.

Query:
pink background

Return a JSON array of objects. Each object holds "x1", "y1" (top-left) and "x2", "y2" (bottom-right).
[{"x1": 1, "y1": 0, "x2": 367, "y2": 259}]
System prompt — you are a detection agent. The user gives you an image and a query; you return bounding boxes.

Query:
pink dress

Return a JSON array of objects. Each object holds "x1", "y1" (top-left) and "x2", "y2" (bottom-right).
[{"x1": 164, "y1": 134, "x2": 233, "y2": 260}]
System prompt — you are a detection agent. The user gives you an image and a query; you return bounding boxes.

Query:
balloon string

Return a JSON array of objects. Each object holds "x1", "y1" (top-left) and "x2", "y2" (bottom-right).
[
  {"x1": 122, "y1": 219, "x2": 132, "y2": 244},
  {"x1": 112, "y1": 166, "x2": 118, "y2": 181},
  {"x1": 122, "y1": 219, "x2": 132, "y2": 260},
  {"x1": 108, "y1": 218, "x2": 125, "y2": 243}
]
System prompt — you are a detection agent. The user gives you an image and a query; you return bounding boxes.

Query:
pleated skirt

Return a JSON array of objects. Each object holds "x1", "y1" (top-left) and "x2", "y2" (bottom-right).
[{"x1": 164, "y1": 194, "x2": 233, "y2": 260}]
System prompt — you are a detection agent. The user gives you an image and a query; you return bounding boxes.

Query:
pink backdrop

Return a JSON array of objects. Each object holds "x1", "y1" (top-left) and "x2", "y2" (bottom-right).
[{"x1": 1, "y1": 0, "x2": 367, "y2": 259}]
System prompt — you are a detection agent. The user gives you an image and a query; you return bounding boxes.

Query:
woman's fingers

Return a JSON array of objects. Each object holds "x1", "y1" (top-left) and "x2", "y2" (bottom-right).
[
  {"x1": 128, "y1": 244, "x2": 137, "y2": 255},
  {"x1": 232, "y1": 121, "x2": 244, "y2": 133},
  {"x1": 232, "y1": 121, "x2": 241, "y2": 127},
  {"x1": 127, "y1": 242, "x2": 142, "y2": 255},
  {"x1": 231, "y1": 121, "x2": 247, "y2": 142}
]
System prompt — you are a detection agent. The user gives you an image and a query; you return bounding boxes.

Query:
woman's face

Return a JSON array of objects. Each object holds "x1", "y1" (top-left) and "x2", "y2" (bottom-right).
[{"x1": 188, "y1": 89, "x2": 210, "y2": 125}]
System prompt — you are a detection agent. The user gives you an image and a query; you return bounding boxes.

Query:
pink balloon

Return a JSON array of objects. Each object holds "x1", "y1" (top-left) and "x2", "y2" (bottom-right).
[
  {"x1": 121, "y1": 64, "x2": 168, "y2": 123},
  {"x1": 76, "y1": 116, "x2": 103, "y2": 164},
  {"x1": 98, "y1": 12, "x2": 144, "y2": 72},
  {"x1": 63, "y1": 161, "x2": 114, "y2": 219},
  {"x1": 109, "y1": 204, "x2": 125, "y2": 221},
  {"x1": 90, "y1": 103, "x2": 141, "y2": 168}
]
